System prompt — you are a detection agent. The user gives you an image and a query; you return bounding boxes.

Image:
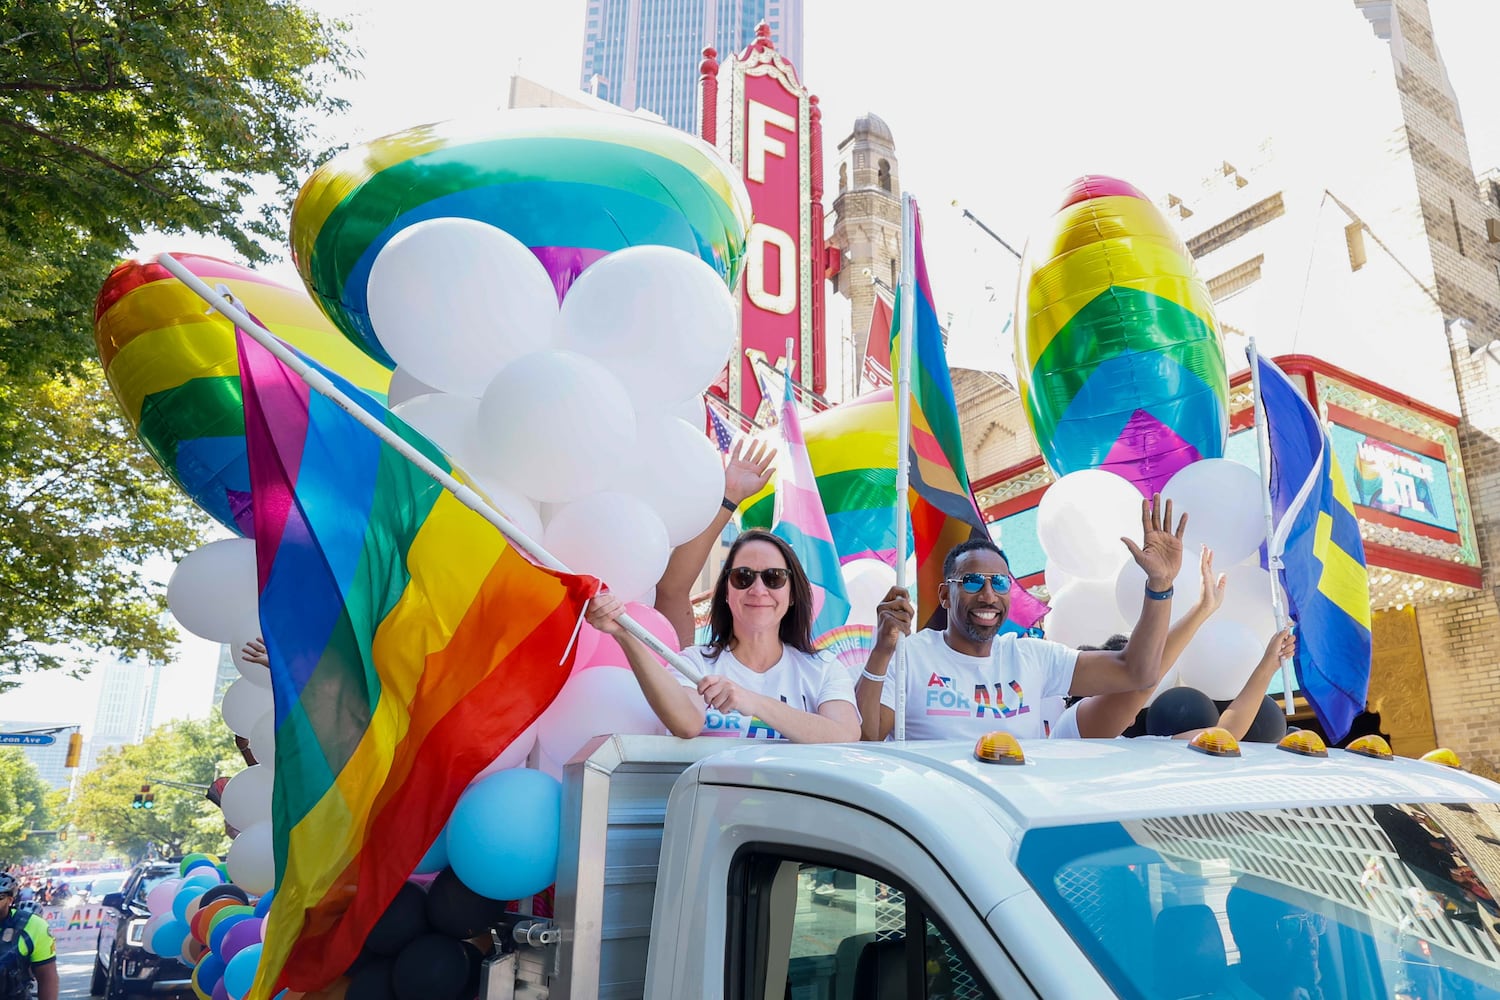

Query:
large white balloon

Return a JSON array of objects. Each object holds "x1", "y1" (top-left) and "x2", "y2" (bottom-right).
[
  {"x1": 220, "y1": 679, "x2": 272, "y2": 737},
  {"x1": 226, "y1": 821, "x2": 275, "y2": 895},
  {"x1": 543, "y1": 491, "x2": 669, "y2": 604},
  {"x1": 167, "y1": 539, "x2": 259, "y2": 642},
  {"x1": 476, "y1": 350, "x2": 636, "y2": 503},
  {"x1": 1113, "y1": 559, "x2": 1205, "y2": 625},
  {"x1": 1175, "y1": 619, "x2": 1266, "y2": 700},
  {"x1": 469, "y1": 476, "x2": 544, "y2": 543},
  {"x1": 230, "y1": 632, "x2": 272, "y2": 689},
  {"x1": 621, "y1": 415, "x2": 725, "y2": 545},
  {"x1": 537, "y1": 666, "x2": 663, "y2": 762},
  {"x1": 1161, "y1": 459, "x2": 1266, "y2": 566},
  {"x1": 385, "y1": 367, "x2": 440, "y2": 408},
  {"x1": 367, "y1": 218, "x2": 559, "y2": 397},
  {"x1": 220, "y1": 765, "x2": 273, "y2": 832},
  {"x1": 842, "y1": 558, "x2": 899, "y2": 627},
  {"x1": 1216, "y1": 565, "x2": 1279, "y2": 638},
  {"x1": 1035, "y1": 470, "x2": 1142, "y2": 581},
  {"x1": 552, "y1": 246, "x2": 736, "y2": 411},
  {"x1": 391, "y1": 392, "x2": 481, "y2": 465},
  {"x1": 671, "y1": 394, "x2": 708, "y2": 430},
  {"x1": 248, "y1": 712, "x2": 276, "y2": 771},
  {"x1": 1044, "y1": 577, "x2": 1131, "y2": 649}
]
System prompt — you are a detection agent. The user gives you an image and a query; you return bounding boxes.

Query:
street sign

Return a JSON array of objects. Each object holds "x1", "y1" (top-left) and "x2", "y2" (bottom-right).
[{"x1": 0, "y1": 733, "x2": 56, "y2": 747}]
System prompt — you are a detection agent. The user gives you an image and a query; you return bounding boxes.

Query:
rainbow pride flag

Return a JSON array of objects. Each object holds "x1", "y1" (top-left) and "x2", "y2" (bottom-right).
[
  {"x1": 238, "y1": 330, "x2": 599, "y2": 997},
  {"x1": 895, "y1": 201, "x2": 1012, "y2": 627},
  {"x1": 772, "y1": 376, "x2": 850, "y2": 638},
  {"x1": 742, "y1": 389, "x2": 901, "y2": 567}
]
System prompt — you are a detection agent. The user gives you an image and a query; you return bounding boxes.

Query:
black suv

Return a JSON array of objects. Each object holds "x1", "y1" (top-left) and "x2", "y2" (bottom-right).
[{"x1": 91, "y1": 859, "x2": 192, "y2": 999}]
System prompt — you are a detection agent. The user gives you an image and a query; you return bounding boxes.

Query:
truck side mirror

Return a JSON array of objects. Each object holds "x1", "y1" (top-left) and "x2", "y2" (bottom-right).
[{"x1": 101, "y1": 892, "x2": 124, "y2": 910}]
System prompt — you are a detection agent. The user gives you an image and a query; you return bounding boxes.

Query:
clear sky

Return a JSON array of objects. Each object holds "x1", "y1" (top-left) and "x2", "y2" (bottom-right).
[{"x1": 5, "y1": 0, "x2": 1498, "y2": 732}]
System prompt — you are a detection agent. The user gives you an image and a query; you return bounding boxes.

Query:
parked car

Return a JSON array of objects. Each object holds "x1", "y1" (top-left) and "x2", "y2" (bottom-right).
[{"x1": 92, "y1": 859, "x2": 191, "y2": 999}]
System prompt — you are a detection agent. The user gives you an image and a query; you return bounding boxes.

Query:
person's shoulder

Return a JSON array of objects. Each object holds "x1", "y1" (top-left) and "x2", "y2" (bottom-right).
[{"x1": 22, "y1": 912, "x2": 49, "y2": 934}]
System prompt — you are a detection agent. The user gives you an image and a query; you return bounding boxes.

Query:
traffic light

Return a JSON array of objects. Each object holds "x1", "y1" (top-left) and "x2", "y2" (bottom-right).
[
  {"x1": 131, "y1": 784, "x2": 154, "y2": 810},
  {"x1": 57, "y1": 830, "x2": 66, "y2": 842},
  {"x1": 64, "y1": 733, "x2": 82, "y2": 769}
]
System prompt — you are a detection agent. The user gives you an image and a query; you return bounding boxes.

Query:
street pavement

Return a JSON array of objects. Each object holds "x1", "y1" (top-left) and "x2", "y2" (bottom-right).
[{"x1": 56, "y1": 946, "x2": 97, "y2": 999}]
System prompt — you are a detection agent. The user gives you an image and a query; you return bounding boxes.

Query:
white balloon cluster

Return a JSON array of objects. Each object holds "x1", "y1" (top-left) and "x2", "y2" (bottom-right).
[
  {"x1": 373, "y1": 219, "x2": 735, "y2": 604},
  {"x1": 1036, "y1": 459, "x2": 1277, "y2": 701}
]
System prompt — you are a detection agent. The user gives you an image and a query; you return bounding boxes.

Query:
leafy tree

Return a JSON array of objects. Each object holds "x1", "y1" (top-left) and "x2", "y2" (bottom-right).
[
  {"x1": 64, "y1": 717, "x2": 243, "y2": 861},
  {"x1": 0, "y1": 748, "x2": 51, "y2": 866},
  {"x1": 0, "y1": 368, "x2": 207, "y2": 679},
  {"x1": 0, "y1": 1, "x2": 356, "y2": 679},
  {"x1": 1, "y1": 0, "x2": 356, "y2": 377}
]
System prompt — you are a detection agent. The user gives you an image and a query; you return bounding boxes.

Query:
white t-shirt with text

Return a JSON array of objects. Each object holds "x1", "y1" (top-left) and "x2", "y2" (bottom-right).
[
  {"x1": 878, "y1": 628, "x2": 1078, "y2": 740},
  {"x1": 673, "y1": 644, "x2": 856, "y2": 740}
]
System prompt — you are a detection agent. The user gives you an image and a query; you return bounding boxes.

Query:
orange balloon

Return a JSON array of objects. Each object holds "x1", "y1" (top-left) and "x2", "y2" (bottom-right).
[{"x1": 190, "y1": 897, "x2": 237, "y2": 944}]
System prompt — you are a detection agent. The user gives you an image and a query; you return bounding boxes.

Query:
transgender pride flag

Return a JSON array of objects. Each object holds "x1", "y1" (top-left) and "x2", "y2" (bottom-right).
[{"x1": 772, "y1": 376, "x2": 851, "y2": 639}]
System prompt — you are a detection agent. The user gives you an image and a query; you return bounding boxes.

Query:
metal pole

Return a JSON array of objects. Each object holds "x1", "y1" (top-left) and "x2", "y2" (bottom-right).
[
  {"x1": 953, "y1": 203, "x2": 1023, "y2": 260},
  {"x1": 893, "y1": 195, "x2": 918, "y2": 742},
  {"x1": 155, "y1": 253, "x2": 703, "y2": 684},
  {"x1": 1248, "y1": 338, "x2": 1295, "y2": 715}
]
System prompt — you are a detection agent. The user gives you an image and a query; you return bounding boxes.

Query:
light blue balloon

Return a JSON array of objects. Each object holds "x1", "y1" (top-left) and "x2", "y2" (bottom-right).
[
  {"x1": 253, "y1": 888, "x2": 275, "y2": 919},
  {"x1": 446, "y1": 769, "x2": 561, "y2": 901},
  {"x1": 414, "y1": 826, "x2": 449, "y2": 875},
  {"x1": 171, "y1": 886, "x2": 203, "y2": 924},
  {"x1": 150, "y1": 918, "x2": 188, "y2": 959},
  {"x1": 222, "y1": 941, "x2": 263, "y2": 1000},
  {"x1": 181, "y1": 867, "x2": 223, "y2": 891}
]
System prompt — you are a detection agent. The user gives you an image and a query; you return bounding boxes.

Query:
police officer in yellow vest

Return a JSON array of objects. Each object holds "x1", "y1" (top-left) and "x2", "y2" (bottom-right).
[{"x1": 0, "y1": 873, "x2": 56, "y2": 1000}]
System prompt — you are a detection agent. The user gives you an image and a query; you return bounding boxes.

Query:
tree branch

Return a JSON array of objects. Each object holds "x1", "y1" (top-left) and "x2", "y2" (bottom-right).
[{"x1": 0, "y1": 117, "x2": 176, "y2": 198}]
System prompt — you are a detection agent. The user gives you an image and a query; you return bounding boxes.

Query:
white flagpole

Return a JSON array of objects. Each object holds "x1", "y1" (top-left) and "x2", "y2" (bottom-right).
[
  {"x1": 1248, "y1": 338, "x2": 1296, "y2": 716},
  {"x1": 156, "y1": 252, "x2": 704, "y2": 684},
  {"x1": 893, "y1": 194, "x2": 918, "y2": 742}
]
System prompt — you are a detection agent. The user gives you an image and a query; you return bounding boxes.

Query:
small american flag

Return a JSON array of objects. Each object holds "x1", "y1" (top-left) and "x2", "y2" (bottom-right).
[{"x1": 707, "y1": 403, "x2": 736, "y2": 453}]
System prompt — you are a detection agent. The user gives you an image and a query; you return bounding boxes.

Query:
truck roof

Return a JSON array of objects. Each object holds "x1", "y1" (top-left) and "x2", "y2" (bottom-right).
[{"x1": 690, "y1": 736, "x2": 1500, "y2": 835}]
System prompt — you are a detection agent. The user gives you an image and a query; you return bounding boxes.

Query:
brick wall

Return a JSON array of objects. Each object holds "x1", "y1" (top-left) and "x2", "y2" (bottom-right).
[{"x1": 1384, "y1": 0, "x2": 1500, "y2": 765}]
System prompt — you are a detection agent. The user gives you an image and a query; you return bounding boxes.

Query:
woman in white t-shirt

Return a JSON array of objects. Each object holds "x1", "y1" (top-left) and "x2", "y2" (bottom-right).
[{"x1": 585, "y1": 528, "x2": 860, "y2": 743}]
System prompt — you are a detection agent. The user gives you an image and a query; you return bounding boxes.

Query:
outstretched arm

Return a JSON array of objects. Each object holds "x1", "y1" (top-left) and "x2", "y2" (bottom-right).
[
  {"x1": 1072, "y1": 546, "x2": 1226, "y2": 738},
  {"x1": 588, "y1": 594, "x2": 707, "y2": 738},
  {"x1": 1070, "y1": 495, "x2": 1187, "y2": 696},
  {"x1": 654, "y1": 438, "x2": 776, "y2": 646},
  {"x1": 1213, "y1": 627, "x2": 1296, "y2": 740}
]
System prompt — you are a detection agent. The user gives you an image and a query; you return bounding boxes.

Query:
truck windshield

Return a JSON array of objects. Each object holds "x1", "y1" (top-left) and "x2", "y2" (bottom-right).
[{"x1": 1017, "y1": 802, "x2": 1500, "y2": 999}]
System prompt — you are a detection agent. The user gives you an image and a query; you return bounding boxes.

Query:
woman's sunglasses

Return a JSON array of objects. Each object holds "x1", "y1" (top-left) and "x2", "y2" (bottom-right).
[
  {"x1": 945, "y1": 573, "x2": 1013, "y2": 595},
  {"x1": 728, "y1": 566, "x2": 791, "y2": 590}
]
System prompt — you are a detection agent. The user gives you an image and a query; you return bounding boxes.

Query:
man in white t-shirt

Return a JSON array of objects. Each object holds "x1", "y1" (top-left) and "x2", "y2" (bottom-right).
[{"x1": 855, "y1": 495, "x2": 1186, "y2": 742}]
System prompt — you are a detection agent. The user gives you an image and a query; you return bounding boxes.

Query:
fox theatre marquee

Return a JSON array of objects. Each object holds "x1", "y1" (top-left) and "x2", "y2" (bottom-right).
[{"x1": 700, "y1": 23, "x2": 827, "y2": 423}]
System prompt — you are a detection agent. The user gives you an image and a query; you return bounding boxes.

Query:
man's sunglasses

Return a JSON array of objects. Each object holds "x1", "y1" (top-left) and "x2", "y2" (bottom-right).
[
  {"x1": 945, "y1": 573, "x2": 1013, "y2": 595},
  {"x1": 728, "y1": 566, "x2": 791, "y2": 590}
]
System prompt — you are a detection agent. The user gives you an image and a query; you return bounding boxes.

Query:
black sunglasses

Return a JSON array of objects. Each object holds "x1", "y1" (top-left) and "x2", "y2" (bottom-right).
[
  {"x1": 728, "y1": 566, "x2": 791, "y2": 590},
  {"x1": 945, "y1": 573, "x2": 1013, "y2": 595}
]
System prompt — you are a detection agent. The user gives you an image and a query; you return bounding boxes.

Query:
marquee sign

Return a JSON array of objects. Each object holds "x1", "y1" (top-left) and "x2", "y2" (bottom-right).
[{"x1": 702, "y1": 24, "x2": 825, "y2": 423}]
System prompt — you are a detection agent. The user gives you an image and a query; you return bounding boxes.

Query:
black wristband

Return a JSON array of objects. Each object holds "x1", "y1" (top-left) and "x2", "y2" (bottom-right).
[
  {"x1": 721, "y1": 496, "x2": 738, "y2": 514},
  {"x1": 1144, "y1": 584, "x2": 1174, "y2": 601}
]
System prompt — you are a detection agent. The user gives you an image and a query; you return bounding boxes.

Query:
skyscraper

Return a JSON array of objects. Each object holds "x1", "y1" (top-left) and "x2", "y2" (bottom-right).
[
  {"x1": 83, "y1": 660, "x2": 162, "y2": 773},
  {"x1": 580, "y1": 0, "x2": 804, "y2": 133}
]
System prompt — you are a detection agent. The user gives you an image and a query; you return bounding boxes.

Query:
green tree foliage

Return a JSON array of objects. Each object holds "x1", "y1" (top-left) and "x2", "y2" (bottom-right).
[
  {"x1": 0, "y1": 1, "x2": 356, "y2": 678},
  {"x1": 0, "y1": 370, "x2": 206, "y2": 678},
  {"x1": 64, "y1": 717, "x2": 242, "y2": 861},
  {"x1": 0, "y1": 748, "x2": 51, "y2": 866},
  {"x1": 0, "y1": 0, "x2": 356, "y2": 376}
]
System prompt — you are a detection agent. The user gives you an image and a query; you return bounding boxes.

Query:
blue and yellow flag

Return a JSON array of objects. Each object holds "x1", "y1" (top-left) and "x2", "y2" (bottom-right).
[{"x1": 1254, "y1": 353, "x2": 1372, "y2": 741}]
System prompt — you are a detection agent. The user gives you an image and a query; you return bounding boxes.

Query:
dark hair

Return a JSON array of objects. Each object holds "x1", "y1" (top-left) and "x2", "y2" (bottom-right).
[
  {"x1": 941, "y1": 538, "x2": 1007, "y2": 580},
  {"x1": 703, "y1": 529, "x2": 816, "y2": 659},
  {"x1": 1076, "y1": 634, "x2": 1129, "y2": 652}
]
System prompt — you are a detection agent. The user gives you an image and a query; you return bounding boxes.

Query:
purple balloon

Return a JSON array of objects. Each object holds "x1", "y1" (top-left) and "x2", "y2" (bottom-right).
[
  {"x1": 212, "y1": 978, "x2": 230, "y2": 1000},
  {"x1": 219, "y1": 917, "x2": 263, "y2": 963}
]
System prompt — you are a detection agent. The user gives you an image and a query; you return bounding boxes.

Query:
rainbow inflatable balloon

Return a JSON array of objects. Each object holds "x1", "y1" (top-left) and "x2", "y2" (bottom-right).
[
  {"x1": 291, "y1": 108, "x2": 754, "y2": 366},
  {"x1": 1013, "y1": 176, "x2": 1228, "y2": 497},
  {"x1": 94, "y1": 254, "x2": 393, "y2": 536}
]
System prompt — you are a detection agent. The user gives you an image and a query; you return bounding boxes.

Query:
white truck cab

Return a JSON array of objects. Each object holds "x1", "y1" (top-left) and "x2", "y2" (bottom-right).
[{"x1": 484, "y1": 733, "x2": 1500, "y2": 999}]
